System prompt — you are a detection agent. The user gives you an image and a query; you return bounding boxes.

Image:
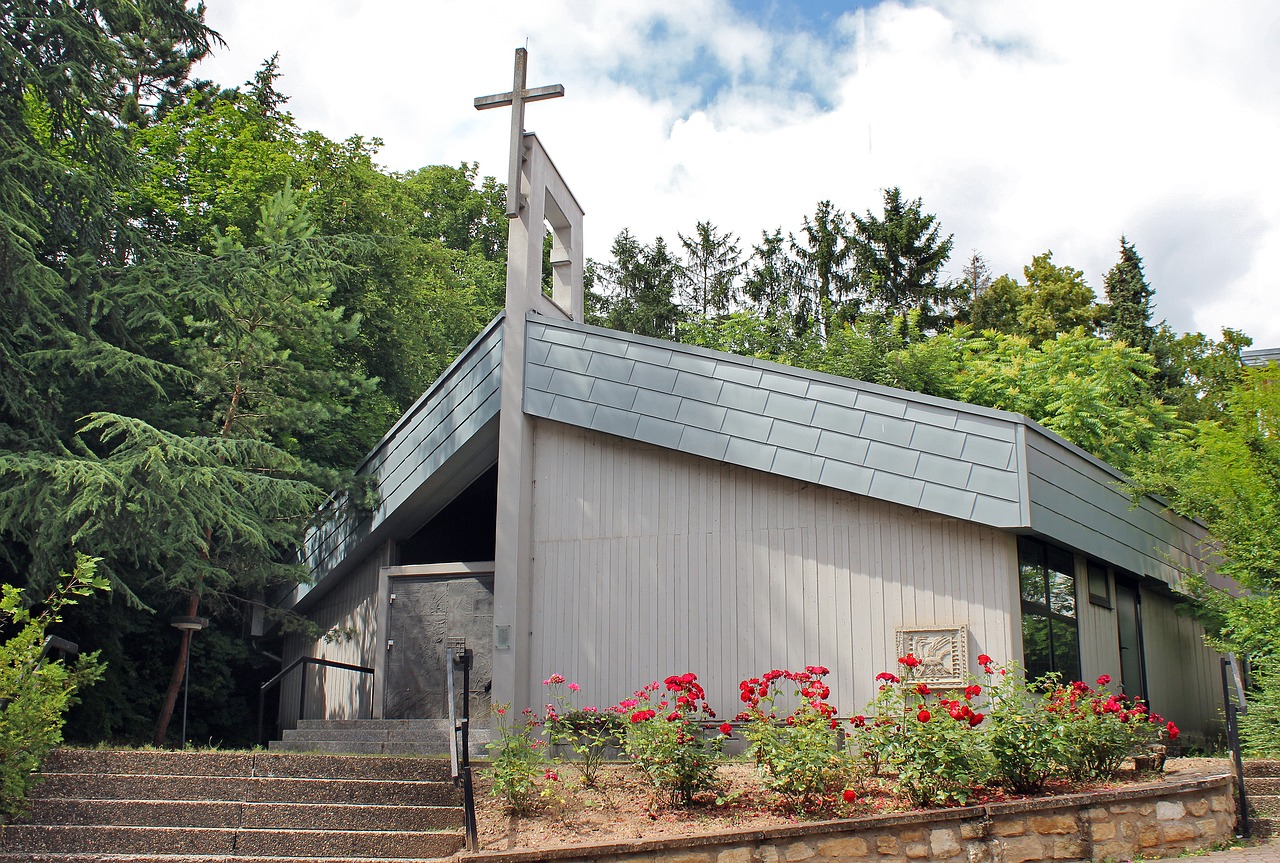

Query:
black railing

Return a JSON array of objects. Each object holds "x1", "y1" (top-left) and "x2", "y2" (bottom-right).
[
  {"x1": 447, "y1": 645, "x2": 479, "y2": 851},
  {"x1": 1221, "y1": 654, "x2": 1250, "y2": 839},
  {"x1": 257, "y1": 656, "x2": 374, "y2": 746}
]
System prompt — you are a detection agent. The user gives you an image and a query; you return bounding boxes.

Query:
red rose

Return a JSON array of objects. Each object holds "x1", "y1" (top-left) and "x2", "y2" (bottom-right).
[
  {"x1": 915, "y1": 683, "x2": 931, "y2": 696},
  {"x1": 917, "y1": 708, "x2": 931, "y2": 723},
  {"x1": 1167, "y1": 721, "x2": 1180, "y2": 740},
  {"x1": 1096, "y1": 674, "x2": 1112, "y2": 686},
  {"x1": 969, "y1": 711, "x2": 984, "y2": 727},
  {"x1": 719, "y1": 722, "x2": 733, "y2": 735},
  {"x1": 964, "y1": 684, "x2": 982, "y2": 700},
  {"x1": 842, "y1": 788, "x2": 857, "y2": 803},
  {"x1": 899, "y1": 654, "x2": 921, "y2": 668}
]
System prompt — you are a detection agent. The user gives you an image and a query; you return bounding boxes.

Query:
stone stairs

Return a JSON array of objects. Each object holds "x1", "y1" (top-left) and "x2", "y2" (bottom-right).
[
  {"x1": 1245, "y1": 759, "x2": 1280, "y2": 839},
  {"x1": 270, "y1": 719, "x2": 490, "y2": 758},
  {"x1": 0, "y1": 748, "x2": 466, "y2": 862}
]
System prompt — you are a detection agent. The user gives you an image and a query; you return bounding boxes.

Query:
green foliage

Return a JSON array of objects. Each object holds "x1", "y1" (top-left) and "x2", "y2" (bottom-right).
[
  {"x1": 678, "y1": 221, "x2": 743, "y2": 317},
  {"x1": 1130, "y1": 364, "x2": 1280, "y2": 661},
  {"x1": 597, "y1": 231, "x2": 685, "y2": 339},
  {"x1": 980, "y1": 664, "x2": 1071, "y2": 792},
  {"x1": 485, "y1": 703, "x2": 547, "y2": 814},
  {"x1": 857, "y1": 658, "x2": 991, "y2": 806},
  {"x1": 541, "y1": 675, "x2": 623, "y2": 788},
  {"x1": 791, "y1": 201, "x2": 857, "y2": 339},
  {"x1": 951, "y1": 328, "x2": 1179, "y2": 473},
  {"x1": 849, "y1": 187, "x2": 961, "y2": 334},
  {"x1": 1103, "y1": 237, "x2": 1156, "y2": 354},
  {"x1": 735, "y1": 668, "x2": 850, "y2": 812},
  {"x1": 620, "y1": 675, "x2": 723, "y2": 807},
  {"x1": 1240, "y1": 657, "x2": 1280, "y2": 758},
  {"x1": 0, "y1": 555, "x2": 108, "y2": 822},
  {"x1": 969, "y1": 252, "x2": 1101, "y2": 343}
]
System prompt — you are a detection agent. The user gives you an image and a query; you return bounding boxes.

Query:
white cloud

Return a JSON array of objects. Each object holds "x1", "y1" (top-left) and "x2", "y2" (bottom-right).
[{"x1": 196, "y1": 0, "x2": 1280, "y2": 344}]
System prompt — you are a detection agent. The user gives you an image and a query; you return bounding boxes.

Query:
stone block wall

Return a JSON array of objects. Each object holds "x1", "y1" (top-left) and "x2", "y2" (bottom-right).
[{"x1": 462, "y1": 774, "x2": 1234, "y2": 863}]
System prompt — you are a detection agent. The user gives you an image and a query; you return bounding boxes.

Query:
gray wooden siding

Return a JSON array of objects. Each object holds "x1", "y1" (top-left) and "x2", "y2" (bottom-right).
[
  {"x1": 527, "y1": 421, "x2": 1018, "y2": 716},
  {"x1": 1025, "y1": 434, "x2": 1206, "y2": 587},
  {"x1": 1076, "y1": 565, "x2": 1124, "y2": 686},
  {"x1": 279, "y1": 541, "x2": 389, "y2": 729},
  {"x1": 525, "y1": 317, "x2": 1208, "y2": 589},
  {"x1": 1139, "y1": 588, "x2": 1221, "y2": 744},
  {"x1": 525, "y1": 318, "x2": 1026, "y2": 531},
  {"x1": 292, "y1": 316, "x2": 504, "y2": 609}
]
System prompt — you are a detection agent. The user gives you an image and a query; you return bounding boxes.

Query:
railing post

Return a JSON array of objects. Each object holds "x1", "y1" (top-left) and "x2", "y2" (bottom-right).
[{"x1": 299, "y1": 660, "x2": 309, "y2": 725}]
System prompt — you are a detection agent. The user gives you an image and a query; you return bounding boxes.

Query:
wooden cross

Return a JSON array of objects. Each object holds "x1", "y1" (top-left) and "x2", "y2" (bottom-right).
[{"x1": 474, "y1": 48, "x2": 565, "y2": 218}]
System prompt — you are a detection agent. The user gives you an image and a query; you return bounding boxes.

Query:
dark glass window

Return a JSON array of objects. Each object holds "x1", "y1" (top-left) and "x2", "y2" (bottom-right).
[
  {"x1": 1087, "y1": 560, "x2": 1111, "y2": 608},
  {"x1": 1018, "y1": 537, "x2": 1081, "y2": 681}
]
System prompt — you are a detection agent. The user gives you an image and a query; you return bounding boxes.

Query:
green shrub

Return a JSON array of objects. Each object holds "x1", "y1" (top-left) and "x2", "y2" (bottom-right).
[
  {"x1": 735, "y1": 667, "x2": 852, "y2": 812},
  {"x1": 484, "y1": 703, "x2": 547, "y2": 813},
  {"x1": 540, "y1": 674, "x2": 624, "y2": 787},
  {"x1": 855, "y1": 654, "x2": 992, "y2": 806},
  {"x1": 980, "y1": 662, "x2": 1071, "y2": 793},
  {"x1": 0, "y1": 556, "x2": 107, "y2": 823},
  {"x1": 1241, "y1": 656, "x2": 1280, "y2": 758},
  {"x1": 619, "y1": 674, "x2": 724, "y2": 807}
]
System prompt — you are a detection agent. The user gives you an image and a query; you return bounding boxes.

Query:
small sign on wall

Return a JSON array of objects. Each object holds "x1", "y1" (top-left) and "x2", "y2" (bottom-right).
[{"x1": 895, "y1": 625, "x2": 969, "y2": 688}]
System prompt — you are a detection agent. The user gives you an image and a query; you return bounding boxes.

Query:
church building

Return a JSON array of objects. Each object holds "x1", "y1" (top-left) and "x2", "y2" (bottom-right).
[{"x1": 273, "y1": 51, "x2": 1224, "y2": 744}]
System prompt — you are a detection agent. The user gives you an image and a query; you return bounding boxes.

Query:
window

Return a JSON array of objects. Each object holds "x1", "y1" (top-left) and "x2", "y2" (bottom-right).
[
  {"x1": 1087, "y1": 560, "x2": 1111, "y2": 608},
  {"x1": 1018, "y1": 537, "x2": 1081, "y2": 681}
]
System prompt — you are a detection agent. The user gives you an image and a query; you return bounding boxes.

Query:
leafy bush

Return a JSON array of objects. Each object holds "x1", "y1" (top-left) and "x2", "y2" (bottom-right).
[
  {"x1": 735, "y1": 666, "x2": 852, "y2": 812},
  {"x1": 619, "y1": 674, "x2": 725, "y2": 806},
  {"x1": 484, "y1": 703, "x2": 547, "y2": 813},
  {"x1": 1241, "y1": 656, "x2": 1280, "y2": 758},
  {"x1": 855, "y1": 654, "x2": 992, "y2": 806},
  {"x1": 540, "y1": 674, "x2": 624, "y2": 787},
  {"x1": 1046, "y1": 673, "x2": 1177, "y2": 780},
  {"x1": 0, "y1": 556, "x2": 107, "y2": 823},
  {"x1": 979, "y1": 660, "x2": 1070, "y2": 792}
]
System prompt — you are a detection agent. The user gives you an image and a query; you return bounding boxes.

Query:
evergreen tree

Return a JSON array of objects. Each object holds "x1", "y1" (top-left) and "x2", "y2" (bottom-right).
[
  {"x1": 791, "y1": 201, "x2": 856, "y2": 340},
  {"x1": 970, "y1": 274, "x2": 1025, "y2": 333},
  {"x1": 958, "y1": 251, "x2": 993, "y2": 308},
  {"x1": 599, "y1": 231, "x2": 684, "y2": 339},
  {"x1": 1103, "y1": 237, "x2": 1156, "y2": 354},
  {"x1": 742, "y1": 228, "x2": 805, "y2": 331},
  {"x1": 677, "y1": 221, "x2": 742, "y2": 317},
  {"x1": 849, "y1": 187, "x2": 961, "y2": 333}
]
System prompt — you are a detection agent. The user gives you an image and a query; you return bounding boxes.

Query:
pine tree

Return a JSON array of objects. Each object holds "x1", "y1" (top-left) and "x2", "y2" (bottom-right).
[
  {"x1": 849, "y1": 187, "x2": 960, "y2": 333},
  {"x1": 1103, "y1": 237, "x2": 1156, "y2": 354},
  {"x1": 600, "y1": 231, "x2": 684, "y2": 339},
  {"x1": 791, "y1": 201, "x2": 856, "y2": 340},
  {"x1": 678, "y1": 221, "x2": 742, "y2": 317}
]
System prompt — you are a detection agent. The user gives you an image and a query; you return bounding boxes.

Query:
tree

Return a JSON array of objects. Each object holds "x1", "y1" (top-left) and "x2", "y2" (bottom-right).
[
  {"x1": 1130, "y1": 365, "x2": 1280, "y2": 664},
  {"x1": 952, "y1": 328, "x2": 1177, "y2": 472},
  {"x1": 678, "y1": 221, "x2": 742, "y2": 317},
  {"x1": 958, "y1": 252, "x2": 993, "y2": 308},
  {"x1": 791, "y1": 201, "x2": 857, "y2": 340},
  {"x1": 969, "y1": 274, "x2": 1024, "y2": 333},
  {"x1": 1017, "y1": 252, "x2": 1102, "y2": 343},
  {"x1": 598, "y1": 231, "x2": 684, "y2": 340},
  {"x1": 849, "y1": 187, "x2": 962, "y2": 333},
  {"x1": 1103, "y1": 237, "x2": 1156, "y2": 354}
]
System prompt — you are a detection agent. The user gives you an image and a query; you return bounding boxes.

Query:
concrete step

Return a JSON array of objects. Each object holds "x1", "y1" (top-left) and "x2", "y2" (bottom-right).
[
  {"x1": 0, "y1": 825, "x2": 462, "y2": 859},
  {"x1": 26, "y1": 798, "x2": 462, "y2": 831},
  {"x1": 34, "y1": 773, "x2": 460, "y2": 807},
  {"x1": 1252, "y1": 817, "x2": 1278, "y2": 839},
  {"x1": 1245, "y1": 776, "x2": 1280, "y2": 795},
  {"x1": 40, "y1": 749, "x2": 455, "y2": 782},
  {"x1": 1243, "y1": 759, "x2": 1280, "y2": 777},
  {"x1": 272, "y1": 720, "x2": 490, "y2": 758},
  {"x1": 1248, "y1": 794, "x2": 1280, "y2": 817}
]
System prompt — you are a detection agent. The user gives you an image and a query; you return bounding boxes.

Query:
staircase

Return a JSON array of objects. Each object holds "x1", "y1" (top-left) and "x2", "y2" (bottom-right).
[
  {"x1": 0, "y1": 749, "x2": 466, "y2": 862},
  {"x1": 1246, "y1": 759, "x2": 1279, "y2": 839},
  {"x1": 270, "y1": 720, "x2": 490, "y2": 758}
]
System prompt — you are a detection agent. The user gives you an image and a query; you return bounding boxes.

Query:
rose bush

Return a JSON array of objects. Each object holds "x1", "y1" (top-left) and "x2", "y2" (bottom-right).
[{"x1": 619, "y1": 673, "x2": 726, "y2": 806}]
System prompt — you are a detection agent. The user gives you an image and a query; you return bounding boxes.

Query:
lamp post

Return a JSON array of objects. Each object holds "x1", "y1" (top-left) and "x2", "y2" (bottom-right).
[{"x1": 170, "y1": 616, "x2": 208, "y2": 746}]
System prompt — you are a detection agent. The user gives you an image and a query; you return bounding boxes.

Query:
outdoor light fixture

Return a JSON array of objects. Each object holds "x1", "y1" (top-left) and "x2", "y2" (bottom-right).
[{"x1": 169, "y1": 616, "x2": 209, "y2": 745}]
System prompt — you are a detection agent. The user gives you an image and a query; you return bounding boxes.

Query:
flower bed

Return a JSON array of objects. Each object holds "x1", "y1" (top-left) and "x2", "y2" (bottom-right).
[{"x1": 485, "y1": 657, "x2": 1182, "y2": 819}]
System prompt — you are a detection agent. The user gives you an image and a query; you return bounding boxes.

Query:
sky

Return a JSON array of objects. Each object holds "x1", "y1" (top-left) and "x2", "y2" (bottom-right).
[{"x1": 195, "y1": 0, "x2": 1280, "y2": 345}]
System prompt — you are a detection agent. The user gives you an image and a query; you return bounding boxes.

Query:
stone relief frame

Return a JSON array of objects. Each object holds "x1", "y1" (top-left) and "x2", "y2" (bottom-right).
[{"x1": 895, "y1": 625, "x2": 969, "y2": 688}]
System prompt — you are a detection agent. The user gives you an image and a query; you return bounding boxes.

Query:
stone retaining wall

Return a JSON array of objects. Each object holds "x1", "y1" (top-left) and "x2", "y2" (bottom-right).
[{"x1": 461, "y1": 774, "x2": 1234, "y2": 863}]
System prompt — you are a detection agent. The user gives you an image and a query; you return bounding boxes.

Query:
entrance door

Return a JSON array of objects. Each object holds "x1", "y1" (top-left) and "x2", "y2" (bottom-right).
[
  {"x1": 384, "y1": 574, "x2": 494, "y2": 722},
  {"x1": 1115, "y1": 579, "x2": 1147, "y2": 701}
]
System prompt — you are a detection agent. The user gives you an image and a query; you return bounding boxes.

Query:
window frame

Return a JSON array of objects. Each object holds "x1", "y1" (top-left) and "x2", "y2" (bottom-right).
[{"x1": 1017, "y1": 536, "x2": 1082, "y2": 681}]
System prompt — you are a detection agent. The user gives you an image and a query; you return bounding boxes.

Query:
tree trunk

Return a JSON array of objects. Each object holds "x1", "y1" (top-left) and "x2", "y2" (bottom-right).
[{"x1": 153, "y1": 590, "x2": 200, "y2": 747}]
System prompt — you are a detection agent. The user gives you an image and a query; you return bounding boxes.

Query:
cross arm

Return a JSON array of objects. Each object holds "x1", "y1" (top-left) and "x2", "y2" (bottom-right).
[{"x1": 474, "y1": 84, "x2": 565, "y2": 111}]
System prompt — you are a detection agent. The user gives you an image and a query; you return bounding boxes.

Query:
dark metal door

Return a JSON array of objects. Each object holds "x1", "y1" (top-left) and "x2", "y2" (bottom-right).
[
  {"x1": 385, "y1": 575, "x2": 494, "y2": 721},
  {"x1": 1115, "y1": 579, "x2": 1148, "y2": 702}
]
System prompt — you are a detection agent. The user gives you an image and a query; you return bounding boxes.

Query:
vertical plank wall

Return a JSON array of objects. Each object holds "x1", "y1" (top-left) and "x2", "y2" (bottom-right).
[
  {"x1": 1140, "y1": 589, "x2": 1222, "y2": 741},
  {"x1": 528, "y1": 422, "x2": 1019, "y2": 716},
  {"x1": 278, "y1": 540, "x2": 391, "y2": 728}
]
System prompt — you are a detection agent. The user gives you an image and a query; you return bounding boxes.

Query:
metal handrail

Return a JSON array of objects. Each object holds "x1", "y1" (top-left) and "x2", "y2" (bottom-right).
[
  {"x1": 447, "y1": 646, "x2": 479, "y2": 851},
  {"x1": 257, "y1": 656, "x2": 374, "y2": 745}
]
